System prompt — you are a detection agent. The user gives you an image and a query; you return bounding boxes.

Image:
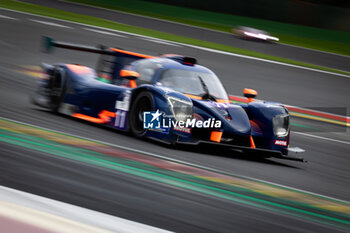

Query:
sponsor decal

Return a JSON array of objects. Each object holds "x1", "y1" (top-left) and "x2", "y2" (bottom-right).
[
  {"x1": 210, "y1": 102, "x2": 230, "y2": 109},
  {"x1": 114, "y1": 92, "x2": 131, "y2": 130},
  {"x1": 173, "y1": 125, "x2": 191, "y2": 134},
  {"x1": 143, "y1": 110, "x2": 168, "y2": 133},
  {"x1": 274, "y1": 140, "x2": 287, "y2": 146},
  {"x1": 115, "y1": 91, "x2": 131, "y2": 111},
  {"x1": 114, "y1": 110, "x2": 127, "y2": 129},
  {"x1": 143, "y1": 110, "x2": 221, "y2": 133}
]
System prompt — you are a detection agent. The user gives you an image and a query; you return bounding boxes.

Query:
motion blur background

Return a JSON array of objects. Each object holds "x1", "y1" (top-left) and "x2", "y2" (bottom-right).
[
  {"x1": 0, "y1": 0, "x2": 349, "y2": 232},
  {"x1": 149, "y1": 0, "x2": 350, "y2": 31}
]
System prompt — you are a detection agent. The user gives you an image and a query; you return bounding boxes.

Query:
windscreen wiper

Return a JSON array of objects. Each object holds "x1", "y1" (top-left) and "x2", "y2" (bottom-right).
[{"x1": 198, "y1": 76, "x2": 216, "y2": 101}]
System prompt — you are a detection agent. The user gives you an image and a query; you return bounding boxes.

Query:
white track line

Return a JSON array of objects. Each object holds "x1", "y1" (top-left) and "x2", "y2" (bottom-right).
[
  {"x1": 293, "y1": 132, "x2": 350, "y2": 145},
  {"x1": 1, "y1": 116, "x2": 349, "y2": 204},
  {"x1": 281, "y1": 43, "x2": 350, "y2": 59},
  {"x1": 0, "y1": 7, "x2": 349, "y2": 78},
  {"x1": 29, "y1": 18, "x2": 72, "y2": 29},
  {"x1": 82, "y1": 27, "x2": 128, "y2": 38},
  {"x1": 0, "y1": 14, "x2": 16, "y2": 20},
  {"x1": 0, "y1": 186, "x2": 172, "y2": 233},
  {"x1": 140, "y1": 37, "x2": 181, "y2": 47}
]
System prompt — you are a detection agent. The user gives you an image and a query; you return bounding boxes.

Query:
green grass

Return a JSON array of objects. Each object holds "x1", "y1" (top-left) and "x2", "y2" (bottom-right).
[
  {"x1": 67, "y1": 0, "x2": 350, "y2": 57},
  {"x1": 0, "y1": 0, "x2": 349, "y2": 76}
]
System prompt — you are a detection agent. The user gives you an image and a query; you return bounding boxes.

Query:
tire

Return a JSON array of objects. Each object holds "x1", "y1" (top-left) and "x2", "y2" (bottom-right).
[
  {"x1": 48, "y1": 69, "x2": 67, "y2": 112},
  {"x1": 129, "y1": 92, "x2": 154, "y2": 137}
]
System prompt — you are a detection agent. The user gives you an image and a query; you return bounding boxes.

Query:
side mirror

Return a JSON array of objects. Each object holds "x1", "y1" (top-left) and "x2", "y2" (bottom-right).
[
  {"x1": 120, "y1": 69, "x2": 139, "y2": 80},
  {"x1": 243, "y1": 88, "x2": 257, "y2": 102}
]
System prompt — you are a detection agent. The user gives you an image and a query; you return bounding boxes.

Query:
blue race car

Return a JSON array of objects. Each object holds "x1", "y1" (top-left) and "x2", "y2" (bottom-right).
[{"x1": 33, "y1": 37, "x2": 305, "y2": 162}]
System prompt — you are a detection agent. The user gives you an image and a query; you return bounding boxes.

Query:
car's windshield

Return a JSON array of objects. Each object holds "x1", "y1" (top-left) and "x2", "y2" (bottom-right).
[
  {"x1": 133, "y1": 60, "x2": 161, "y2": 85},
  {"x1": 158, "y1": 69, "x2": 228, "y2": 99}
]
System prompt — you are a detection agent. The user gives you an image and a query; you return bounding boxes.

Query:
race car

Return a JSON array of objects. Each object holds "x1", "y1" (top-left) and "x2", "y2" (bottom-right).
[
  {"x1": 233, "y1": 26, "x2": 279, "y2": 42},
  {"x1": 33, "y1": 36, "x2": 305, "y2": 162}
]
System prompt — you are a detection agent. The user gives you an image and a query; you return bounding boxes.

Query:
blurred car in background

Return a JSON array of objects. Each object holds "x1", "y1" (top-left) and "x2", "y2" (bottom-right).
[{"x1": 233, "y1": 26, "x2": 279, "y2": 42}]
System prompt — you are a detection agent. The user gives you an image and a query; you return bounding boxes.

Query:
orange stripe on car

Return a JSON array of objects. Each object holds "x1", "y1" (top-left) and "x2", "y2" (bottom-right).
[
  {"x1": 66, "y1": 64, "x2": 93, "y2": 75},
  {"x1": 110, "y1": 48, "x2": 153, "y2": 58},
  {"x1": 216, "y1": 99, "x2": 229, "y2": 103},
  {"x1": 184, "y1": 94, "x2": 229, "y2": 103},
  {"x1": 73, "y1": 110, "x2": 116, "y2": 124},
  {"x1": 98, "y1": 110, "x2": 116, "y2": 123},
  {"x1": 184, "y1": 94, "x2": 202, "y2": 100},
  {"x1": 72, "y1": 113, "x2": 105, "y2": 123}
]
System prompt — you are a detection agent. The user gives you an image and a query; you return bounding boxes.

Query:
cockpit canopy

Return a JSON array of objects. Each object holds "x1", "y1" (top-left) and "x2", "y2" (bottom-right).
[{"x1": 131, "y1": 58, "x2": 229, "y2": 100}]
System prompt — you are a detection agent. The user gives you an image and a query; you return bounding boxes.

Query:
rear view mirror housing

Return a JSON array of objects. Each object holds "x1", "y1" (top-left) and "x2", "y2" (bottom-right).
[
  {"x1": 243, "y1": 88, "x2": 258, "y2": 102},
  {"x1": 120, "y1": 69, "x2": 139, "y2": 80}
]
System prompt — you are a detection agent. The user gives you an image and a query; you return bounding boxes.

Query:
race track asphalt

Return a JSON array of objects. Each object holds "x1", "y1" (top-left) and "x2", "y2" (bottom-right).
[
  {"x1": 0, "y1": 8, "x2": 349, "y2": 233},
  {"x1": 20, "y1": 0, "x2": 350, "y2": 72}
]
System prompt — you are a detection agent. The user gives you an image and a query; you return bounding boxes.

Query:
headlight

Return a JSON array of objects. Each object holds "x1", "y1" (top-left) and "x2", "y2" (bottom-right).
[
  {"x1": 273, "y1": 114, "x2": 289, "y2": 137},
  {"x1": 166, "y1": 96, "x2": 193, "y2": 122}
]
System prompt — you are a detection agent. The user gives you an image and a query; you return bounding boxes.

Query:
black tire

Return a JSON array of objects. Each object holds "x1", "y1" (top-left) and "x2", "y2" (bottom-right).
[
  {"x1": 48, "y1": 69, "x2": 67, "y2": 112},
  {"x1": 129, "y1": 92, "x2": 154, "y2": 137}
]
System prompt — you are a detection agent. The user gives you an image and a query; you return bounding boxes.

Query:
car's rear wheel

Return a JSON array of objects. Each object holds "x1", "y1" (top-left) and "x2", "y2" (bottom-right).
[
  {"x1": 48, "y1": 69, "x2": 67, "y2": 112},
  {"x1": 129, "y1": 92, "x2": 154, "y2": 137}
]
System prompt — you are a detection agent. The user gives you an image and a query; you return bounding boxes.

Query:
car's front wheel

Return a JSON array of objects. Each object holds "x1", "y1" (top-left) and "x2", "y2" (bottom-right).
[{"x1": 129, "y1": 92, "x2": 154, "y2": 137}]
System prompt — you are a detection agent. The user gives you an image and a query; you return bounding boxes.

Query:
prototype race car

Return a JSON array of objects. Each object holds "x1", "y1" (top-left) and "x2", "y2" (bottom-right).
[{"x1": 33, "y1": 37, "x2": 305, "y2": 162}]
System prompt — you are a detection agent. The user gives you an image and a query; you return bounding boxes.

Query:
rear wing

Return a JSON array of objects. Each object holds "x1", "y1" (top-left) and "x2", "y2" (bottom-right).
[
  {"x1": 42, "y1": 36, "x2": 153, "y2": 81},
  {"x1": 42, "y1": 36, "x2": 114, "y2": 55}
]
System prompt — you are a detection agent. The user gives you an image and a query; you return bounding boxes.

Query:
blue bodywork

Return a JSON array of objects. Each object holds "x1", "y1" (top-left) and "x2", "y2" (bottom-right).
[{"x1": 34, "y1": 37, "x2": 304, "y2": 162}]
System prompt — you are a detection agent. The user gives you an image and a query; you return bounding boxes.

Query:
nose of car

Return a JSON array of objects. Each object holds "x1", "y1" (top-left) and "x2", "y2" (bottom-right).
[
  {"x1": 193, "y1": 100, "x2": 251, "y2": 136},
  {"x1": 225, "y1": 106, "x2": 251, "y2": 135}
]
